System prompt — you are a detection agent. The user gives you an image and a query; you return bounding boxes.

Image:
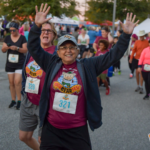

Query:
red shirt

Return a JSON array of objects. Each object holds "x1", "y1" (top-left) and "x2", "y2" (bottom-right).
[
  {"x1": 94, "y1": 36, "x2": 112, "y2": 50},
  {"x1": 26, "y1": 46, "x2": 55, "y2": 105},
  {"x1": 95, "y1": 49, "x2": 109, "y2": 74},
  {"x1": 47, "y1": 61, "x2": 87, "y2": 129}
]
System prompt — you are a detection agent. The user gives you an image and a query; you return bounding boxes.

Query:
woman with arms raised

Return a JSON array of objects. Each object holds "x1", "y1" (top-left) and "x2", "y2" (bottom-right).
[{"x1": 28, "y1": 3, "x2": 139, "y2": 150}]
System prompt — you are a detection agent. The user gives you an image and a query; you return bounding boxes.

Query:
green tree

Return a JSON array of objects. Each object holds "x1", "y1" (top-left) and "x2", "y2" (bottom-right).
[
  {"x1": 1, "y1": 0, "x2": 80, "y2": 21},
  {"x1": 85, "y1": 0, "x2": 150, "y2": 23}
]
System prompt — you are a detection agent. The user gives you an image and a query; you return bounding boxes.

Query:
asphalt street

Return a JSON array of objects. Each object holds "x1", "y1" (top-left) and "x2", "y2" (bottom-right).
[{"x1": 0, "y1": 48, "x2": 150, "y2": 150}]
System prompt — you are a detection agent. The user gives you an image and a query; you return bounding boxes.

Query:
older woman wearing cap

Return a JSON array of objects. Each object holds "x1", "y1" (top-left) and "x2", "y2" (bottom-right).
[
  {"x1": 129, "y1": 30, "x2": 149, "y2": 93},
  {"x1": 1, "y1": 20, "x2": 27, "y2": 110},
  {"x1": 28, "y1": 3, "x2": 139, "y2": 150}
]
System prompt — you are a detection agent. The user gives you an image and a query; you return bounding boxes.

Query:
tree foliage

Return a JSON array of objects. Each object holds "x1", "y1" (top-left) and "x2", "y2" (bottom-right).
[
  {"x1": 85, "y1": 0, "x2": 150, "y2": 23},
  {"x1": 0, "y1": 0, "x2": 80, "y2": 21}
]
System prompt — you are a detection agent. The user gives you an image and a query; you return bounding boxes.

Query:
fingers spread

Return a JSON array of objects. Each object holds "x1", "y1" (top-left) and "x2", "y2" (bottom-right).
[
  {"x1": 45, "y1": 17, "x2": 52, "y2": 22},
  {"x1": 129, "y1": 13, "x2": 133, "y2": 21},
  {"x1": 40, "y1": 3, "x2": 44, "y2": 12},
  {"x1": 35, "y1": 6, "x2": 38, "y2": 13},
  {"x1": 132, "y1": 15, "x2": 136, "y2": 23},
  {"x1": 134, "y1": 20, "x2": 139, "y2": 27},
  {"x1": 45, "y1": 6, "x2": 51, "y2": 15},
  {"x1": 43, "y1": 3, "x2": 48, "y2": 12},
  {"x1": 126, "y1": 13, "x2": 129, "y2": 22}
]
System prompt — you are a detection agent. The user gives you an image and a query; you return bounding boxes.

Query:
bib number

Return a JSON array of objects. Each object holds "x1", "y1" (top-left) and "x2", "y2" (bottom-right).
[
  {"x1": 25, "y1": 77, "x2": 40, "y2": 94},
  {"x1": 144, "y1": 64, "x2": 150, "y2": 71},
  {"x1": 53, "y1": 92, "x2": 78, "y2": 114},
  {"x1": 8, "y1": 54, "x2": 19, "y2": 63}
]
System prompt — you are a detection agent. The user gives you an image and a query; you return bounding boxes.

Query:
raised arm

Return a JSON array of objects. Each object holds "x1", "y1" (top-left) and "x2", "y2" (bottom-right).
[
  {"x1": 28, "y1": 3, "x2": 53, "y2": 72},
  {"x1": 89, "y1": 13, "x2": 139, "y2": 76},
  {"x1": 108, "y1": 32, "x2": 113, "y2": 44}
]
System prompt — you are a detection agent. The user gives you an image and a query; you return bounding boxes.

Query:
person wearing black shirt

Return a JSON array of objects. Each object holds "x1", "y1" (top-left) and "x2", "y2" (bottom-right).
[{"x1": 1, "y1": 20, "x2": 27, "y2": 110}]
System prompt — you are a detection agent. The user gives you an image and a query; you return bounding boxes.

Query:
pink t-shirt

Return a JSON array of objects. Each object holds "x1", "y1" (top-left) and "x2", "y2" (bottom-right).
[
  {"x1": 95, "y1": 49, "x2": 109, "y2": 74},
  {"x1": 138, "y1": 47, "x2": 150, "y2": 72},
  {"x1": 26, "y1": 46, "x2": 55, "y2": 105},
  {"x1": 94, "y1": 36, "x2": 112, "y2": 50},
  {"x1": 47, "y1": 61, "x2": 87, "y2": 129}
]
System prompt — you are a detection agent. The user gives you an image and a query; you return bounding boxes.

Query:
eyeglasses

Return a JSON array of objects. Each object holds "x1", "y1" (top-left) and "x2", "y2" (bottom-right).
[
  {"x1": 59, "y1": 46, "x2": 78, "y2": 51},
  {"x1": 41, "y1": 29, "x2": 53, "y2": 34},
  {"x1": 9, "y1": 29, "x2": 16, "y2": 32}
]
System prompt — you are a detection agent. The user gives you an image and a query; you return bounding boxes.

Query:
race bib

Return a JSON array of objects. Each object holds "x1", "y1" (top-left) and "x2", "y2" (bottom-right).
[
  {"x1": 144, "y1": 64, "x2": 150, "y2": 71},
  {"x1": 53, "y1": 92, "x2": 78, "y2": 114},
  {"x1": 25, "y1": 77, "x2": 40, "y2": 94},
  {"x1": 8, "y1": 54, "x2": 19, "y2": 63}
]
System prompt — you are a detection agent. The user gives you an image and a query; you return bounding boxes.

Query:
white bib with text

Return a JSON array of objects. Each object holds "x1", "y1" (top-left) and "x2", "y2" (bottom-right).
[
  {"x1": 25, "y1": 77, "x2": 40, "y2": 94},
  {"x1": 8, "y1": 54, "x2": 19, "y2": 63},
  {"x1": 144, "y1": 64, "x2": 150, "y2": 71},
  {"x1": 53, "y1": 92, "x2": 78, "y2": 114}
]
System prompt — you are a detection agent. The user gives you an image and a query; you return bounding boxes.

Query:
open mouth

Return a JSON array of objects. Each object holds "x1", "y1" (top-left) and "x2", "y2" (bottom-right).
[{"x1": 43, "y1": 37, "x2": 48, "y2": 40}]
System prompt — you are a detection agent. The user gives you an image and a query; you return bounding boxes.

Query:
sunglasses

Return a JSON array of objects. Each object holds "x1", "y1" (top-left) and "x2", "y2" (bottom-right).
[{"x1": 9, "y1": 29, "x2": 16, "y2": 32}]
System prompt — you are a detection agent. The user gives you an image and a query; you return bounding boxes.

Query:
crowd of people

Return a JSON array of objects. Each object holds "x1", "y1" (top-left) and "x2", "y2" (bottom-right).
[{"x1": 1, "y1": 3, "x2": 150, "y2": 150}]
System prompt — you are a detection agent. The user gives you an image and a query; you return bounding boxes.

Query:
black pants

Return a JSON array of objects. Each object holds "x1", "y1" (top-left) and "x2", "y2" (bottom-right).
[
  {"x1": 113, "y1": 60, "x2": 121, "y2": 71},
  {"x1": 78, "y1": 45, "x2": 88, "y2": 58},
  {"x1": 40, "y1": 121, "x2": 92, "y2": 150},
  {"x1": 128, "y1": 56, "x2": 134, "y2": 74},
  {"x1": 142, "y1": 71, "x2": 150, "y2": 96}
]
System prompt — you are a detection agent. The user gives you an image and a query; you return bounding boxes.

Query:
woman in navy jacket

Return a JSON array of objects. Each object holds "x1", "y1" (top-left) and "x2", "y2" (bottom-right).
[{"x1": 28, "y1": 3, "x2": 139, "y2": 150}]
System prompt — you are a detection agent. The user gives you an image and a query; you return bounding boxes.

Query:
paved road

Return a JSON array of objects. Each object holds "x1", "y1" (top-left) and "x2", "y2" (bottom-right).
[{"x1": 0, "y1": 49, "x2": 150, "y2": 150}]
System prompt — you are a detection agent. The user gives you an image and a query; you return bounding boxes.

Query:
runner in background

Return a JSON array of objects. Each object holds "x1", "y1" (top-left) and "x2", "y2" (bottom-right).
[
  {"x1": 23, "y1": 23, "x2": 30, "y2": 41},
  {"x1": 78, "y1": 28, "x2": 89, "y2": 58},
  {"x1": 19, "y1": 21, "x2": 57, "y2": 150},
  {"x1": 129, "y1": 30, "x2": 149, "y2": 94},
  {"x1": 88, "y1": 26, "x2": 99, "y2": 49},
  {"x1": 126, "y1": 34, "x2": 138, "y2": 78},
  {"x1": 112, "y1": 36, "x2": 119, "y2": 75},
  {"x1": 115, "y1": 29, "x2": 123, "y2": 75},
  {"x1": 95, "y1": 39, "x2": 110, "y2": 95},
  {"x1": 93, "y1": 26, "x2": 113, "y2": 52},
  {"x1": 72, "y1": 27, "x2": 79, "y2": 41},
  {"x1": 1, "y1": 20, "x2": 27, "y2": 110},
  {"x1": 138, "y1": 40, "x2": 150, "y2": 100}
]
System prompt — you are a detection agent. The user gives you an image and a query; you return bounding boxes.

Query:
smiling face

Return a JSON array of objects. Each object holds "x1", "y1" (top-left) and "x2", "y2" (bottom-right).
[
  {"x1": 101, "y1": 30, "x2": 108, "y2": 38},
  {"x1": 57, "y1": 41, "x2": 79, "y2": 65},
  {"x1": 99, "y1": 42, "x2": 105, "y2": 51},
  {"x1": 40, "y1": 23, "x2": 55, "y2": 46}
]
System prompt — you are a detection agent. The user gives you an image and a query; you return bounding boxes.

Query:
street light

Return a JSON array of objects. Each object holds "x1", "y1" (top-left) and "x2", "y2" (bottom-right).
[{"x1": 112, "y1": 0, "x2": 117, "y2": 36}]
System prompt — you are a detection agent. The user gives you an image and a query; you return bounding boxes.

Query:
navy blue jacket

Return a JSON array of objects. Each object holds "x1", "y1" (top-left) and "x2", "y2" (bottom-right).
[
  {"x1": 21, "y1": 44, "x2": 57, "y2": 96},
  {"x1": 28, "y1": 24, "x2": 131, "y2": 131}
]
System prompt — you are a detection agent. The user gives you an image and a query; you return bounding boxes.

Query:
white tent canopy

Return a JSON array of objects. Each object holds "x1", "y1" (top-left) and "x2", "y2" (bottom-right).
[
  {"x1": 133, "y1": 18, "x2": 150, "y2": 34},
  {"x1": 47, "y1": 14, "x2": 79, "y2": 25}
]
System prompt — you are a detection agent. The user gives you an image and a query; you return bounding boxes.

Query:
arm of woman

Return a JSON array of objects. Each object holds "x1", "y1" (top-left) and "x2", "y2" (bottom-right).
[
  {"x1": 1, "y1": 42, "x2": 9, "y2": 53},
  {"x1": 129, "y1": 41, "x2": 137, "y2": 63},
  {"x1": 28, "y1": 4, "x2": 54, "y2": 72},
  {"x1": 89, "y1": 13, "x2": 139, "y2": 76},
  {"x1": 138, "y1": 48, "x2": 146, "y2": 68},
  {"x1": 93, "y1": 43, "x2": 97, "y2": 52},
  {"x1": 86, "y1": 38, "x2": 89, "y2": 45},
  {"x1": 108, "y1": 32, "x2": 113, "y2": 44},
  {"x1": 91, "y1": 33, "x2": 131, "y2": 76},
  {"x1": 17, "y1": 43, "x2": 28, "y2": 53}
]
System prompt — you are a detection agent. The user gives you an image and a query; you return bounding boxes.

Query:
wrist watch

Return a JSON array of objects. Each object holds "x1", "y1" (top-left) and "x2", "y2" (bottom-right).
[{"x1": 16, "y1": 47, "x2": 19, "y2": 51}]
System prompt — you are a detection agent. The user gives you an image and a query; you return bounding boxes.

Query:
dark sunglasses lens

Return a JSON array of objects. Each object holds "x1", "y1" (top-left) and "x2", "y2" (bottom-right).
[{"x1": 10, "y1": 30, "x2": 16, "y2": 32}]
